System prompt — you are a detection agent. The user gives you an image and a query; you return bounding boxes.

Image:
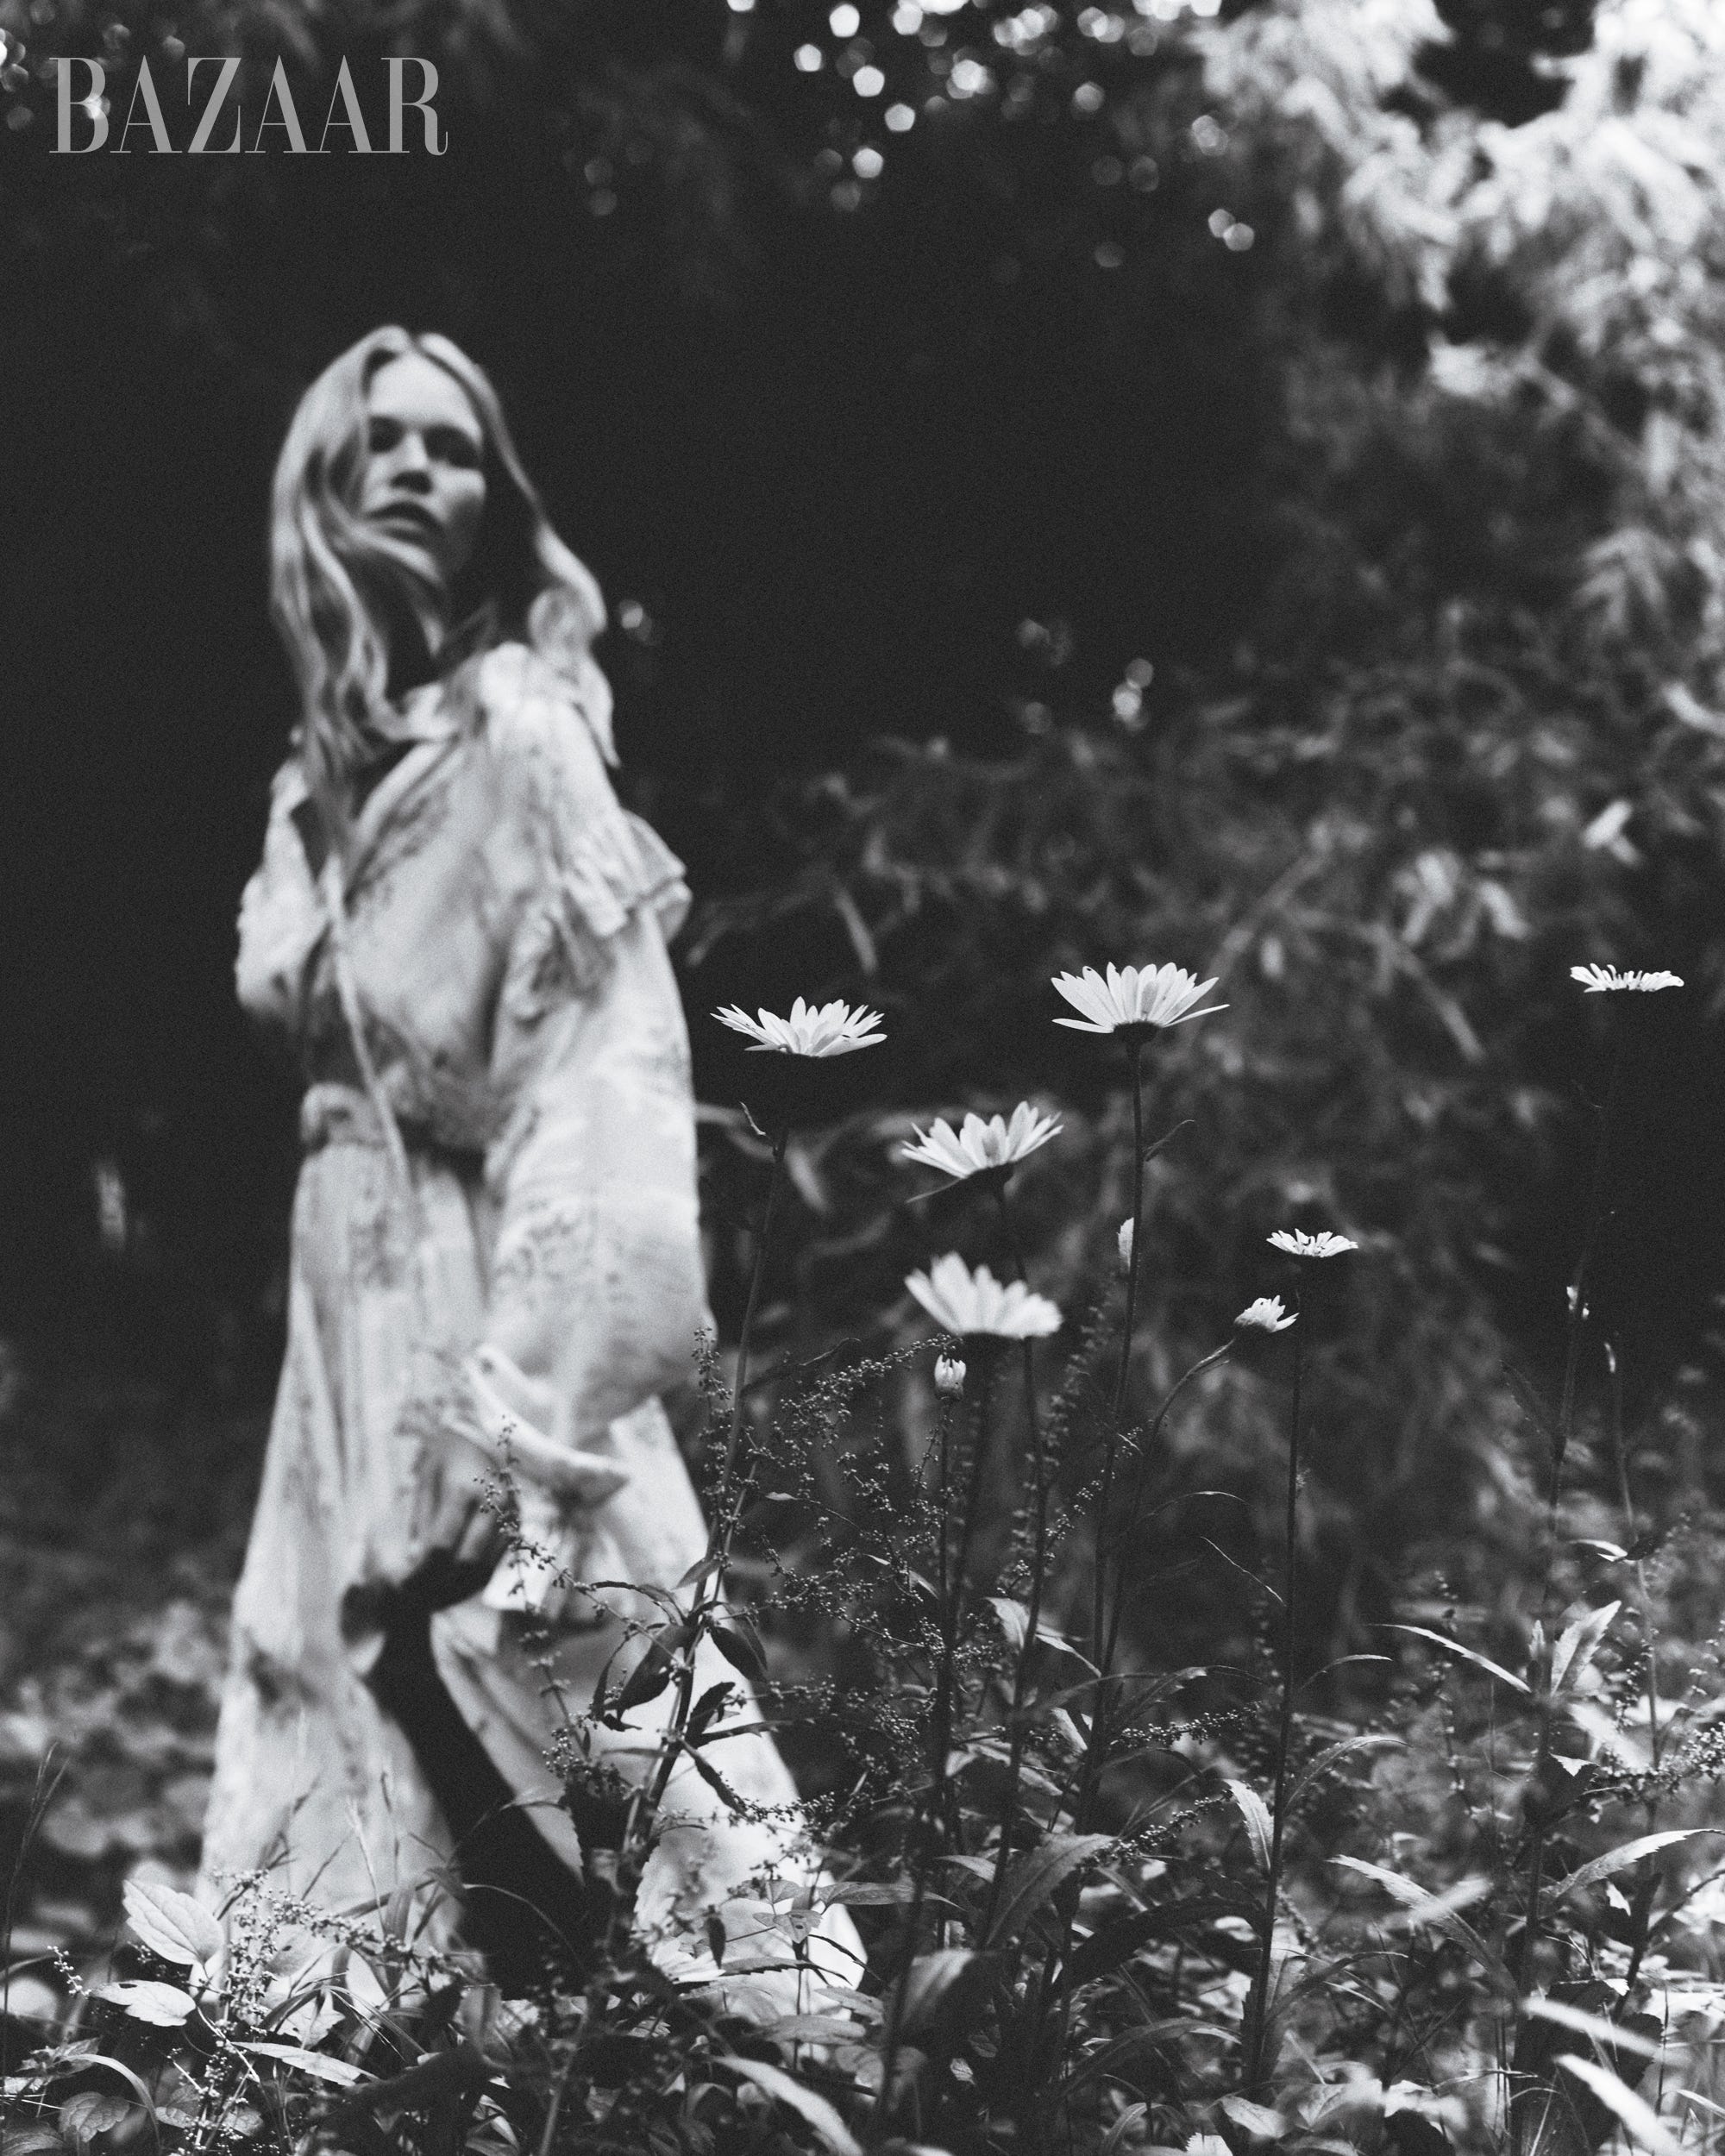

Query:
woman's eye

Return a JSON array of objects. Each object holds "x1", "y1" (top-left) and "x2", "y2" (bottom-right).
[
  {"x1": 431, "y1": 431, "x2": 481, "y2": 469},
  {"x1": 367, "y1": 418, "x2": 404, "y2": 454}
]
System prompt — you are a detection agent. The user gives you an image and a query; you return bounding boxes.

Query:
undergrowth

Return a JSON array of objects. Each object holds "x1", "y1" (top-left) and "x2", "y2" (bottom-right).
[{"x1": 6, "y1": 955, "x2": 1725, "y2": 2156}]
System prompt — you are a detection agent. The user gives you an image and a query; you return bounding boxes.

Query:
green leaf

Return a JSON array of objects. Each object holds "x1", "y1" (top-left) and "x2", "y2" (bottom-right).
[
  {"x1": 687, "y1": 1745, "x2": 749, "y2": 1815},
  {"x1": 762, "y1": 2015, "x2": 864, "y2": 2046},
  {"x1": 1287, "y1": 1733, "x2": 1404, "y2": 1810},
  {"x1": 1504, "y1": 1361, "x2": 1565, "y2": 1463},
  {"x1": 240, "y1": 2042, "x2": 370, "y2": 2088},
  {"x1": 1329, "y1": 1858, "x2": 1510, "y2": 1987},
  {"x1": 984, "y1": 1598, "x2": 1094, "y2": 1668},
  {"x1": 1064, "y1": 1897, "x2": 1263, "y2": 1990},
  {"x1": 984, "y1": 1832, "x2": 1112, "y2": 1947},
  {"x1": 1224, "y1": 1779, "x2": 1274, "y2": 1871},
  {"x1": 710, "y1": 1623, "x2": 769, "y2": 1685},
  {"x1": 609, "y1": 1640, "x2": 675, "y2": 1718},
  {"x1": 1220, "y1": 2095, "x2": 1286, "y2": 2140},
  {"x1": 3, "y1": 2131, "x2": 70, "y2": 2156},
  {"x1": 1385, "y1": 1624, "x2": 1530, "y2": 1695},
  {"x1": 95, "y1": 1981, "x2": 196, "y2": 2028},
  {"x1": 1101, "y1": 2104, "x2": 1148, "y2": 2155},
  {"x1": 1555, "y1": 2057, "x2": 1683, "y2": 2156},
  {"x1": 57, "y1": 2094, "x2": 135, "y2": 2150},
  {"x1": 1551, "y1": 1601, "x2": 1622, "y2": 1698},
  {"x1": 687, "y1": 1681, "x2": 737, "y2": 1745},
  {"x1": 120, "y1": 1880, "x2": 222, "y2": 1974},
  {"x1": 1548, "y1": 1829, "x2": 1723, "y2": 1904},
  {"x1": 715, "y1": 2057, "x2": 861, "y2": 2156},
  {"x1": 1519, "y1": 1995, "x2": 1665, "y2": 2064}
]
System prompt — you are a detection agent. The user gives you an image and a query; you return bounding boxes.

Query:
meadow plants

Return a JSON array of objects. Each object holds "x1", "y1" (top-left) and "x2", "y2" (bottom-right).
[{"x1": 7, "y1": 965, "x2": 1725, "y2": 2156}]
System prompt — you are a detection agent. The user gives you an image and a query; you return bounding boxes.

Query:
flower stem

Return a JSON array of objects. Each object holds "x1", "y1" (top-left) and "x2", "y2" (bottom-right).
[
  {"x1": 1101, "y1": 1039, "x2": 1150, "y2": 1615},
  {"x1": 1542, "y1": 1037, "x2": 1623, "y2": 1619},
  {"x1": 1098, "y1": 1342, "x2": 1233, "y2": 1684},
  {"x1": 1078, "y1": 1040, "x2": 1149, "y2": 1830},
  {"x1": 1521, "y1": 1031, "x2": 1625, "y2": 2013},
  {"x1": 1242, "y1": 1289, "x2": 1302, "y2": 2098},
  {"x1": 874, "y1": 1364, "x2": 987, "y2": 2144},
  {"x1": 1607, "y1": 1341, "x2": 1662, "y2": 1787},
  {"x1": 717, "y1": 1129, "x2": 791, "y2": 1516}
]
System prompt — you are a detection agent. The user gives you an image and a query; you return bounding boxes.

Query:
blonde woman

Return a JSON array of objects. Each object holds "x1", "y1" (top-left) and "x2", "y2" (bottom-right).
[{"x1": 200, "y1": 329, "x2": 851, "y2": 1997}]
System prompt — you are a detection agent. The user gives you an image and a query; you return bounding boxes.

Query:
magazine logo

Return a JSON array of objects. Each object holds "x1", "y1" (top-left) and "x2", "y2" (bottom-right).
[{"x1": 53, "y1": 55, "x2": 447, "y2": 154}]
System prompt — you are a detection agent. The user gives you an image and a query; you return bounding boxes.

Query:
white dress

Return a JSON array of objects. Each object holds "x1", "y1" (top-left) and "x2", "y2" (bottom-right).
[{"x1": 199, "y1": 642, "x2": 854, "y2": 1996}]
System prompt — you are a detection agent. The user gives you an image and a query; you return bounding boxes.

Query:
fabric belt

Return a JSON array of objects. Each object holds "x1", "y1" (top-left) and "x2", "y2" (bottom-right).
[
  {"x1": 298, "y1": 1080, "x2": 488, "y2": 1173},
  {"x1": 299, "y1": 1081, "x2": 392, "y2": 1154}
]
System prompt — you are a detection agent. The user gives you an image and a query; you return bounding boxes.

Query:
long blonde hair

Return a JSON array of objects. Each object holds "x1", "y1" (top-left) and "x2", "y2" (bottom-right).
[{"x1": 269, "y1": 327, "x2": 612, "y2": 855}]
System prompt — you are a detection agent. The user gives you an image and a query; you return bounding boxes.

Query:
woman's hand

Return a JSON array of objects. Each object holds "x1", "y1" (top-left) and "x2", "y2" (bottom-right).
[
  {"x1": 396, "y1": 1356, "x2": 535, "y2": 1581},
  {"x1": 397, "y1": 1346, "x2": 631, "y2": 1609},
  {"x1": 465, "y1": 1346, "x2": 631, "y2": 1507}
]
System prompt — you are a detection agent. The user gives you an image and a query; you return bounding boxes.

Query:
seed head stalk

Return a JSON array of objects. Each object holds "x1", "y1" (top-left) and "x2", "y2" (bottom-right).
[
  {"x1": 1241, "y1": 1286, "x2": 1302, "y2": 2098},
  {"x1": 1035, "y1": 1038, "x2": 1158, "y2": 2140},
  {"x1": 1034, "y1": 1333, "x2": 1233, "y2": 2140},
  {"x1": 982, "y1": 1183, "x2": 1053, "y2": 1939}
]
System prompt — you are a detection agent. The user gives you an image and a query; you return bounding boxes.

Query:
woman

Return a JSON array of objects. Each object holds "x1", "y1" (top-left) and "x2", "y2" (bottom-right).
[{"x1": 200, "y1": 329, "x2": 848, "y2": 1998}]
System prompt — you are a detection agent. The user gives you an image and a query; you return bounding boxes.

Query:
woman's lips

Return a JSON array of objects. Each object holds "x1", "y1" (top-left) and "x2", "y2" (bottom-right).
[{"x1": 372, "y1": 501, "x2": 441, "y2": 538}]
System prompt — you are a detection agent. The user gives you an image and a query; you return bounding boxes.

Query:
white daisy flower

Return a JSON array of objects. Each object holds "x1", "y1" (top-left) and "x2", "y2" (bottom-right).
[
  {"x1": 714, "y1": 996, "x2": 887, "y2": 1056},
  {"x1": 1051, "y1": 962, "x2": 1226, "y2": 1036},
  {"x1": 906, "y1": 1253, "x2": 1062, "y2": 1340},
  {"x1": 901, "y1": 1102, "x2": 1062, "y2": 1182},
  {"x1": 1267, "y1": 1229, "x2": 1358, "y2": 1259},
  {"x1": 1570, "y1": 965, "x2": 1683, "y2": 994},
  {"x1": 1234, "y1": 1295, "x2": 1296, "y2": 1333}
]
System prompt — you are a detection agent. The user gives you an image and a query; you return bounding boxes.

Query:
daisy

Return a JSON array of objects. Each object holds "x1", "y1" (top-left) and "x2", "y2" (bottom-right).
[
  {"x1": 1051, "y1": 962, "x2": 1226, "y2": 1037},
  {"x1": 901, "y1": 1102, "x2": 1062, "y2": 1183},
  {"x1": 1570, "y1": 965, "x2": 1683, "y2": 994},
  {"x1": 906, "y1": 1253, "x2": 1062, "y2": 1341},
  {"x1": 1267, "y1": 1229, "x2": 1358, "y2": 1259},
  {"x1": 714, "y1": 997, "x2": 886, "y2": 1056},
  {"x1": 1235, "y1": 1295, "x2": 1296, "y2": 1334},
  {"x1": 933, "y1": 1354, "x2": 967, "y2": 1396}
]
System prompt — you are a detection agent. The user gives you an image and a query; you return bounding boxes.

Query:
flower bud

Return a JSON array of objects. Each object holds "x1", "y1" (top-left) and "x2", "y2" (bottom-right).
[
  {"x1": 933, "y1": 1354, "x2": 967, "y2": 1397},
  {"x1": 1116, "y1": 1218, "x2": 1134, "y2": 1275}
]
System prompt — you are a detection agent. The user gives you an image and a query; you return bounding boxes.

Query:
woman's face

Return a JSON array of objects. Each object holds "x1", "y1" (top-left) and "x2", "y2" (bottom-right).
[{"x1": 357, "y1": 353, "x2": 487, "y2": 604}]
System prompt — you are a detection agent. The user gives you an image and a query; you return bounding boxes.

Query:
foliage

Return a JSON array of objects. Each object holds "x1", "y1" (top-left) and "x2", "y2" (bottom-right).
[
  {"x1": 9, "y1": 1, "x2": 1725, "y2": 2152},
  {"x1": 9, "y1": 961, "x2": 1725, "y2": 2156}
]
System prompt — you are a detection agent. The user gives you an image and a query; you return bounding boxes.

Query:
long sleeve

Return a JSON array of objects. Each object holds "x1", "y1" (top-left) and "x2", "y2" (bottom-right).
[
  {"x1": 474, "y1": 645, "x2": 709, "y2": 1451},
  {"x1": 235, "y1": 760, "x2": 324, "y2": 1035}
]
